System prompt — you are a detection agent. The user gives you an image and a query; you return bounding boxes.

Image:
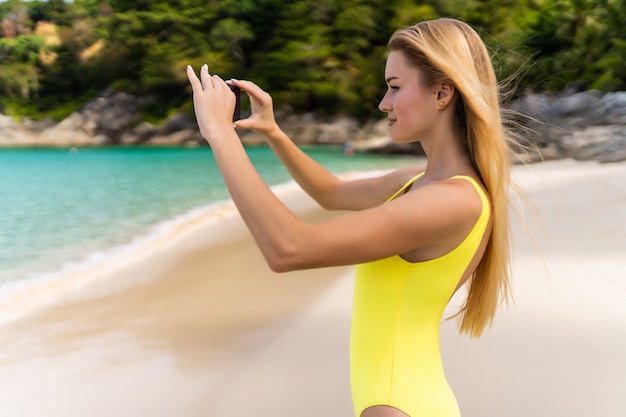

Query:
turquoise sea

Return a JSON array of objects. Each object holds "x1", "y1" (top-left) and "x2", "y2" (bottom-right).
[{"x1": 0, "y1": 146, "x2": 418, "y2": 316}]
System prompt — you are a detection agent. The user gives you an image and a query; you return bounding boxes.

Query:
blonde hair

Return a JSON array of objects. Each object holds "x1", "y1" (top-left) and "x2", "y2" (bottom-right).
[{"x1": 389, "y1": 18, "x2": 512, "y2": 337}]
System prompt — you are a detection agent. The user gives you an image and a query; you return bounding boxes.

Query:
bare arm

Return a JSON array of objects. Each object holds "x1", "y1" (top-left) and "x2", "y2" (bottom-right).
[
  {"x1": 232, "y1": 79, "x2": 422, "y2": 211},
  {"x1": 187, "y1": 66, "x2": 482, "y2": 272}
]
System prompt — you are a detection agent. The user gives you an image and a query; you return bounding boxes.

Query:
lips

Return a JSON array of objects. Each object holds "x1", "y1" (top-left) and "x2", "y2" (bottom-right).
[{"x1": 388, "y1": 118, "x2": 397, "y2": 126}]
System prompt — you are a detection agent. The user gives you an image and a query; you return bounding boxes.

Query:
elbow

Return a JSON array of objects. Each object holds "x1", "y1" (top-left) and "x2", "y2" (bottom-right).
[
  {"x1": 267, "y1": 258, "x2": 292, "y2": 273},
  {"x1": 320, "y1": 199, "x2": 342, "y2": 211},
  {"x1": 263, "y1": 240, "x2": 305, "y2": 273},
  {"x1": 316, "y1": 200, "x2": 334, "y2": 211},
  {"x1": 316, "y1": 194, "x2": 343, "y2": 211},
  {"x1": 315, "y1": 183, "x2": 344, "y2": 211},
  {"x1": 265, "y1": 250, "x2": 298, "y2": 273}
]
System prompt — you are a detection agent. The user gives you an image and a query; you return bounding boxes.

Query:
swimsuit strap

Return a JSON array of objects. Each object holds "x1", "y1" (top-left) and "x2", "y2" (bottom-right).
[
  {"x1": 386, "y1": 173, "x2": 487, "y2": 206},
  {"x1": 385, "y1": 172, "x2": 425, "y2": 203},
  {"x1": 450, "y1": 175, "x2": 489, "y2": 208}
]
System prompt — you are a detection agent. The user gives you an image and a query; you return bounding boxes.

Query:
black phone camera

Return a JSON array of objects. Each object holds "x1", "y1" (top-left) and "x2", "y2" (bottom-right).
[{"x1": 229, "y1": 84, "x2": 241, "y2": 122}]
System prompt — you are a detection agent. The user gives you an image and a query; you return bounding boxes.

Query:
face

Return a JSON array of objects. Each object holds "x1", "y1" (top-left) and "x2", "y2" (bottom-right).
[{"x1": 379, "y1": 50, "x2": 439, "y2": 143}]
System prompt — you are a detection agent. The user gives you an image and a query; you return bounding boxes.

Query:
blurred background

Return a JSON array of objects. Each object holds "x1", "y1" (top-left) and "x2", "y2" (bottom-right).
[
  {"x1": 0, "y1": 4, "x2": 624, "y2": 416},
  {"x1": 1, "y1": 0, "x2": 624, "y2": 124},
  {"x1": 1, "y1": 0, "x2": 625, "y2": 307}
]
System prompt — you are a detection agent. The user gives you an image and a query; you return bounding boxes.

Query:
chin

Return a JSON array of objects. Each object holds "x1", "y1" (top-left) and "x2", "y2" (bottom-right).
[{"x1": 390, "y1": 135, "x2": 415, "y2": 144}]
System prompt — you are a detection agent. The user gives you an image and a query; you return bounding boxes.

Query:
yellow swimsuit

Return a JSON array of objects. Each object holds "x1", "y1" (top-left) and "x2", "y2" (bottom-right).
[{"x1": 350, "y1": 173, "x2": 490, "y2": 417}]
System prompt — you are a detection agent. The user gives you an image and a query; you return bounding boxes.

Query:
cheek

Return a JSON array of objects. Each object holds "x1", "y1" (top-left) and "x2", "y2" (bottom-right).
[
  {"x1": 395, "y1": 94, "x2": 413, "y2": 119},
  {"x1": 396, "y1": 88, "x2": 431, "y2": 121}
]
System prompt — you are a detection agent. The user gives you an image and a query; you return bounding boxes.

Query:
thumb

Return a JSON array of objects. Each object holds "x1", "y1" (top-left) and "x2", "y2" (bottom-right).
[{"x1": 233, "y1": 117, "x2": 254, "y2": 130}]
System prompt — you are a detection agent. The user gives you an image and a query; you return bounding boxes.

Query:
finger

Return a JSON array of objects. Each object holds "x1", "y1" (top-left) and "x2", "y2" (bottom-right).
[
  {"x1": 234, "y1": 79, "x2": 265, "y2": 97},
  {"x1": 233, "y1": 117, "x2": 252, "y2": 130},
  {"x1": 200, "y1": 64, "x2": 212, "y2": 89},
  {"x1": 186, "y1": 65, "x2": 202, "y2": 90},
  {"x1": 226, "y1": 78, "x2": 240, "y2": 92},
  {"x1": 227, "y1": 78, "x2": 242, "y2": 90},
  {"x1": 212, "y1": 74, "x2": 230, "y2": 93},
  {"x1": 231, "y1": 79, "x2": 270, "y2": 103},
  {"x1": 231, "y1": 79, "x2": 256, "y2": 91}
]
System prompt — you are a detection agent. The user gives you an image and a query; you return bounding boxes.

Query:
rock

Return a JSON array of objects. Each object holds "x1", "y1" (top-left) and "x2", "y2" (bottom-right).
[
  {"x1": 0, "y1": 114, "x2": 21, "y2": 130},
  {"x1": 316, "y1": 117, "x2": 360, "y2": 144},
  {"x1": 360, "y1": 119, "x2": 391, "y2": 138},
  {"x1": 2, "y1": 85, "x2": 625, "y2": 164},
  {"x1": 129, "y1": 122, "x2": 158, "y2": 143},
  {"x1": 148, "y1": 129, "x2": 198, "y2": 146},
  {"x1": 274, "y1": 113, "x2": 361, "y2": 145},
  {"x1": 90, "y1": 134, "x2": 112, "y2": 146},
  {"x1": 238, "y1": 131, "x2": 265, "y2": 146},
  {"x1": 547, "y1": 90, "x2": 604, "y2": 118},
  {"x1": 572, "y1": 134, "x2": 626, "y2": 163},
  {"x1": 80, "y1": 91, "x2": 139, "y2": 141},
  {"x1": 510, "y1": 89, "x2": 626, "y2": 163},
  {"x1": 155, "y1": 113, "x2": 195, "y2": 136},
  {"x1": 560, "y1": 125, "x2": 623, "y2": 156},
  {"x1": 597, "y1": 145, "x2": 626, "y2": 163},
  {"x1": 353, "y1": 135, "x2": 425, "y2": 156},
  {"x1": 21, "y1": 117, "x2": 56, "y2": 132},
  {"x1": 510, "y1": 93, "x2": 549, "y2": 118},
  {"x1": 597, "y1": 92, "x2": 626, "y2": 125}
]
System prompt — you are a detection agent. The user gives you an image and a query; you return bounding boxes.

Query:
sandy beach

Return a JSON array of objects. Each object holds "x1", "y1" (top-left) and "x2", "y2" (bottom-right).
[{"x1": 0, "y1": 158, "x2": 624, "y2": 417}]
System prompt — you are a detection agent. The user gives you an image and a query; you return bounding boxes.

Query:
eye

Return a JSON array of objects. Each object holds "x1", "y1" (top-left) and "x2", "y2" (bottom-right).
[{"x1": 389, "y1": 85, "x2": 399, "y2": 92}]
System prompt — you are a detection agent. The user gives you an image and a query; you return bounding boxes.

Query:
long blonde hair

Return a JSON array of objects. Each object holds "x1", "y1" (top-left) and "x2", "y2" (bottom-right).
[{"x1": 389, "y1": 18, "x2": 513, "y2": 337}]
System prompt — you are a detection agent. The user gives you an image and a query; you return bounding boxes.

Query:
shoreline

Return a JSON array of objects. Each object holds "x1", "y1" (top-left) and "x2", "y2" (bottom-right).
[
  {"x1": 0, "y1": 159, "x2": 624, "y2": 416},
  {"x1": 0, "y1": 198, "x2": 240, "y2": 325},
  {"x1": 0, "y1": 168, "x2": 390, "y2": 327},
  {"x1": 0, "y1": 178, "x2": 355, "y2": 416}
]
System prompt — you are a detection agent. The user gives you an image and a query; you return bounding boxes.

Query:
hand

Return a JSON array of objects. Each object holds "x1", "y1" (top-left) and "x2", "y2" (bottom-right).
[
  {"x1": 187, "y1": 64, "x2": 236, "y2": 142},
  {"x1": 229, "y1": 79, "x2": 280, "y2": 137}
]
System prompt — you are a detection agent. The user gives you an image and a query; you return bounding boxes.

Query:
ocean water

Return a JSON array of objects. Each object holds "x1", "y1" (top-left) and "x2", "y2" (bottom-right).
[{"x1": 0, "y1": 146, "x2": 417, "y2": 306}]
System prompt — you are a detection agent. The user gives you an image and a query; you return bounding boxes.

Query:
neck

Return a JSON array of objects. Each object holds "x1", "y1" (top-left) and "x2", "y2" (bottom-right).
[{"x1": 420, "y1": 130, "x2": 473, "y2": 180}]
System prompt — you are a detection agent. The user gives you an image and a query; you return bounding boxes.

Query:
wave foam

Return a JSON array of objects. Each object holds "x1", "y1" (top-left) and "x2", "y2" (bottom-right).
[{"x1": 0, "y1": 171, "x2": 389, "y2": 326}]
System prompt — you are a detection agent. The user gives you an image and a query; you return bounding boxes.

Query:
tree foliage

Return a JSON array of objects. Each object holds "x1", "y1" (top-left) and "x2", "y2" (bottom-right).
[
  {"x1": 0, "y1": 0, "x2": 624, "y2": 121},
  {"x1": 518, "y1": 0, "x2": 626, "y2": 91}
]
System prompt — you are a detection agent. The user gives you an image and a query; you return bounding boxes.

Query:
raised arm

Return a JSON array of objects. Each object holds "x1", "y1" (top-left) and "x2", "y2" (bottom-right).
[
  {"x1": 231, "y1": 79, "x2": 422, "y2": 211},
  {"x1": 187, "y1": 65, "x2": 483, "y2": 272}
]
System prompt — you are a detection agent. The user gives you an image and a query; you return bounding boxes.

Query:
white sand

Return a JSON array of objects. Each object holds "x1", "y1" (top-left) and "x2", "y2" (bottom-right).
[
  {"x1": 0, "y1": 159, "x2": 624, "y2": 416},
  {"x1": 442, "y1": 159, "x2": 626, "y2": 417}
]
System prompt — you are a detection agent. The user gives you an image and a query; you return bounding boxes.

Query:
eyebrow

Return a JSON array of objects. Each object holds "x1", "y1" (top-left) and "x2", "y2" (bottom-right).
[{"x1": 385, "y1": 76, "x2": 399, "y2": 83}]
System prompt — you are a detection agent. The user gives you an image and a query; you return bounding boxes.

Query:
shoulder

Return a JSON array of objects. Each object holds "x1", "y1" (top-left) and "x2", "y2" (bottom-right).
[
  {"x1": 334, "y1": 165, "x2": 425, "y2": 211},
  {"x1": 392, "y1": 175, "x2": 488, "y2": 239},
  {"x1": 410, "y1": 173, "x2": 486, "y2": 200},
  {"x1": 376, "y1": 165, "x2": 426, "y2": 195}
]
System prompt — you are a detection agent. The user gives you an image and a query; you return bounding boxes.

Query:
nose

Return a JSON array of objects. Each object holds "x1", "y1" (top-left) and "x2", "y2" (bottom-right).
[{"x1": 378, "y1": 90, "x2": 391, "y2": 113}]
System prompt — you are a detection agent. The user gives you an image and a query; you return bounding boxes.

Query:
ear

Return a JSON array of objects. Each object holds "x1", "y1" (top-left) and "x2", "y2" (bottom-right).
[{"x1": 434, "y1": 83, "x2": 455, "y2": 105}]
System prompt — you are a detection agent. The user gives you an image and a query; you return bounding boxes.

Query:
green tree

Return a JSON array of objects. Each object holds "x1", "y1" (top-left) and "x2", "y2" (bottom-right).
[
  {"x1": 0, "y1": 35, "x2": 44, "y2": 100},
  {"x1": 2, "y1": 0, "x2": 624, "y2": 124},
  {"x1": 29, "y1": 0, "x2": 72, "y2": 26},
  {"x1": 251, "y1": 0, "x2": 405, "y2": 118},
  {"x1": 519, "y1": 0, "x2": 626, "y2": 90}
]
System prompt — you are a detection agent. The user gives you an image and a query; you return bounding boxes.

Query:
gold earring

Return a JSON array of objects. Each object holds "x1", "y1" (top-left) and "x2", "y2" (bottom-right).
[{"x1": 438, "y1": 101, "x2": 446, "y2": 110}]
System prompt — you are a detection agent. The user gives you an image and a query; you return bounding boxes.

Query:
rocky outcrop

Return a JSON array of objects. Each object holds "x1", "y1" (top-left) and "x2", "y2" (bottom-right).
[
  {"x1": 239, "y1": 111, "x2": 425, "y2": 155},
  {"x1": 1, "y1": 88, "x2": 624, "y2": 163},
  {"x1": 0, "y1": 90, "x2": 424, "y2": 153},
  {"x1": 510, "y1": 90, "x2": 626, "y2": 163},
  {"x1": 0, "y1": 90, "x2": 203, "y2": 147}
]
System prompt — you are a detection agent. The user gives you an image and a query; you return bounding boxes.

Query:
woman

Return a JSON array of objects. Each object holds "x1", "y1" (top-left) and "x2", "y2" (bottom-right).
[{"x1": 187, "y1": 18, "x2": 512, "y2": 417}]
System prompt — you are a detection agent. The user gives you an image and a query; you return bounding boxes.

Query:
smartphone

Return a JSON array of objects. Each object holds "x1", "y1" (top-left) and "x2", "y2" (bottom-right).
[{"x1": 229, "y1": 84, "x2": 241, "y2": 122}]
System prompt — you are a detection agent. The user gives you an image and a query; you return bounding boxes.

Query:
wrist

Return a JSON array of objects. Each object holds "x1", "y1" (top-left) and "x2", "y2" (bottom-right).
[
  {"x1": 201, "y1": 123, "x2": 238, "y2": 143},
  {"x1": 261, "y1": 124, "x2": 284, "y2": 140}
]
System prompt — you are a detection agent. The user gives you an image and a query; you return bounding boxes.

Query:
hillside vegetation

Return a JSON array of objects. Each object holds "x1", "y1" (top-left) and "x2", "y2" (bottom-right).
[{"x1": 1, "y1": 0, "x2": 624, "y2": 122}]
